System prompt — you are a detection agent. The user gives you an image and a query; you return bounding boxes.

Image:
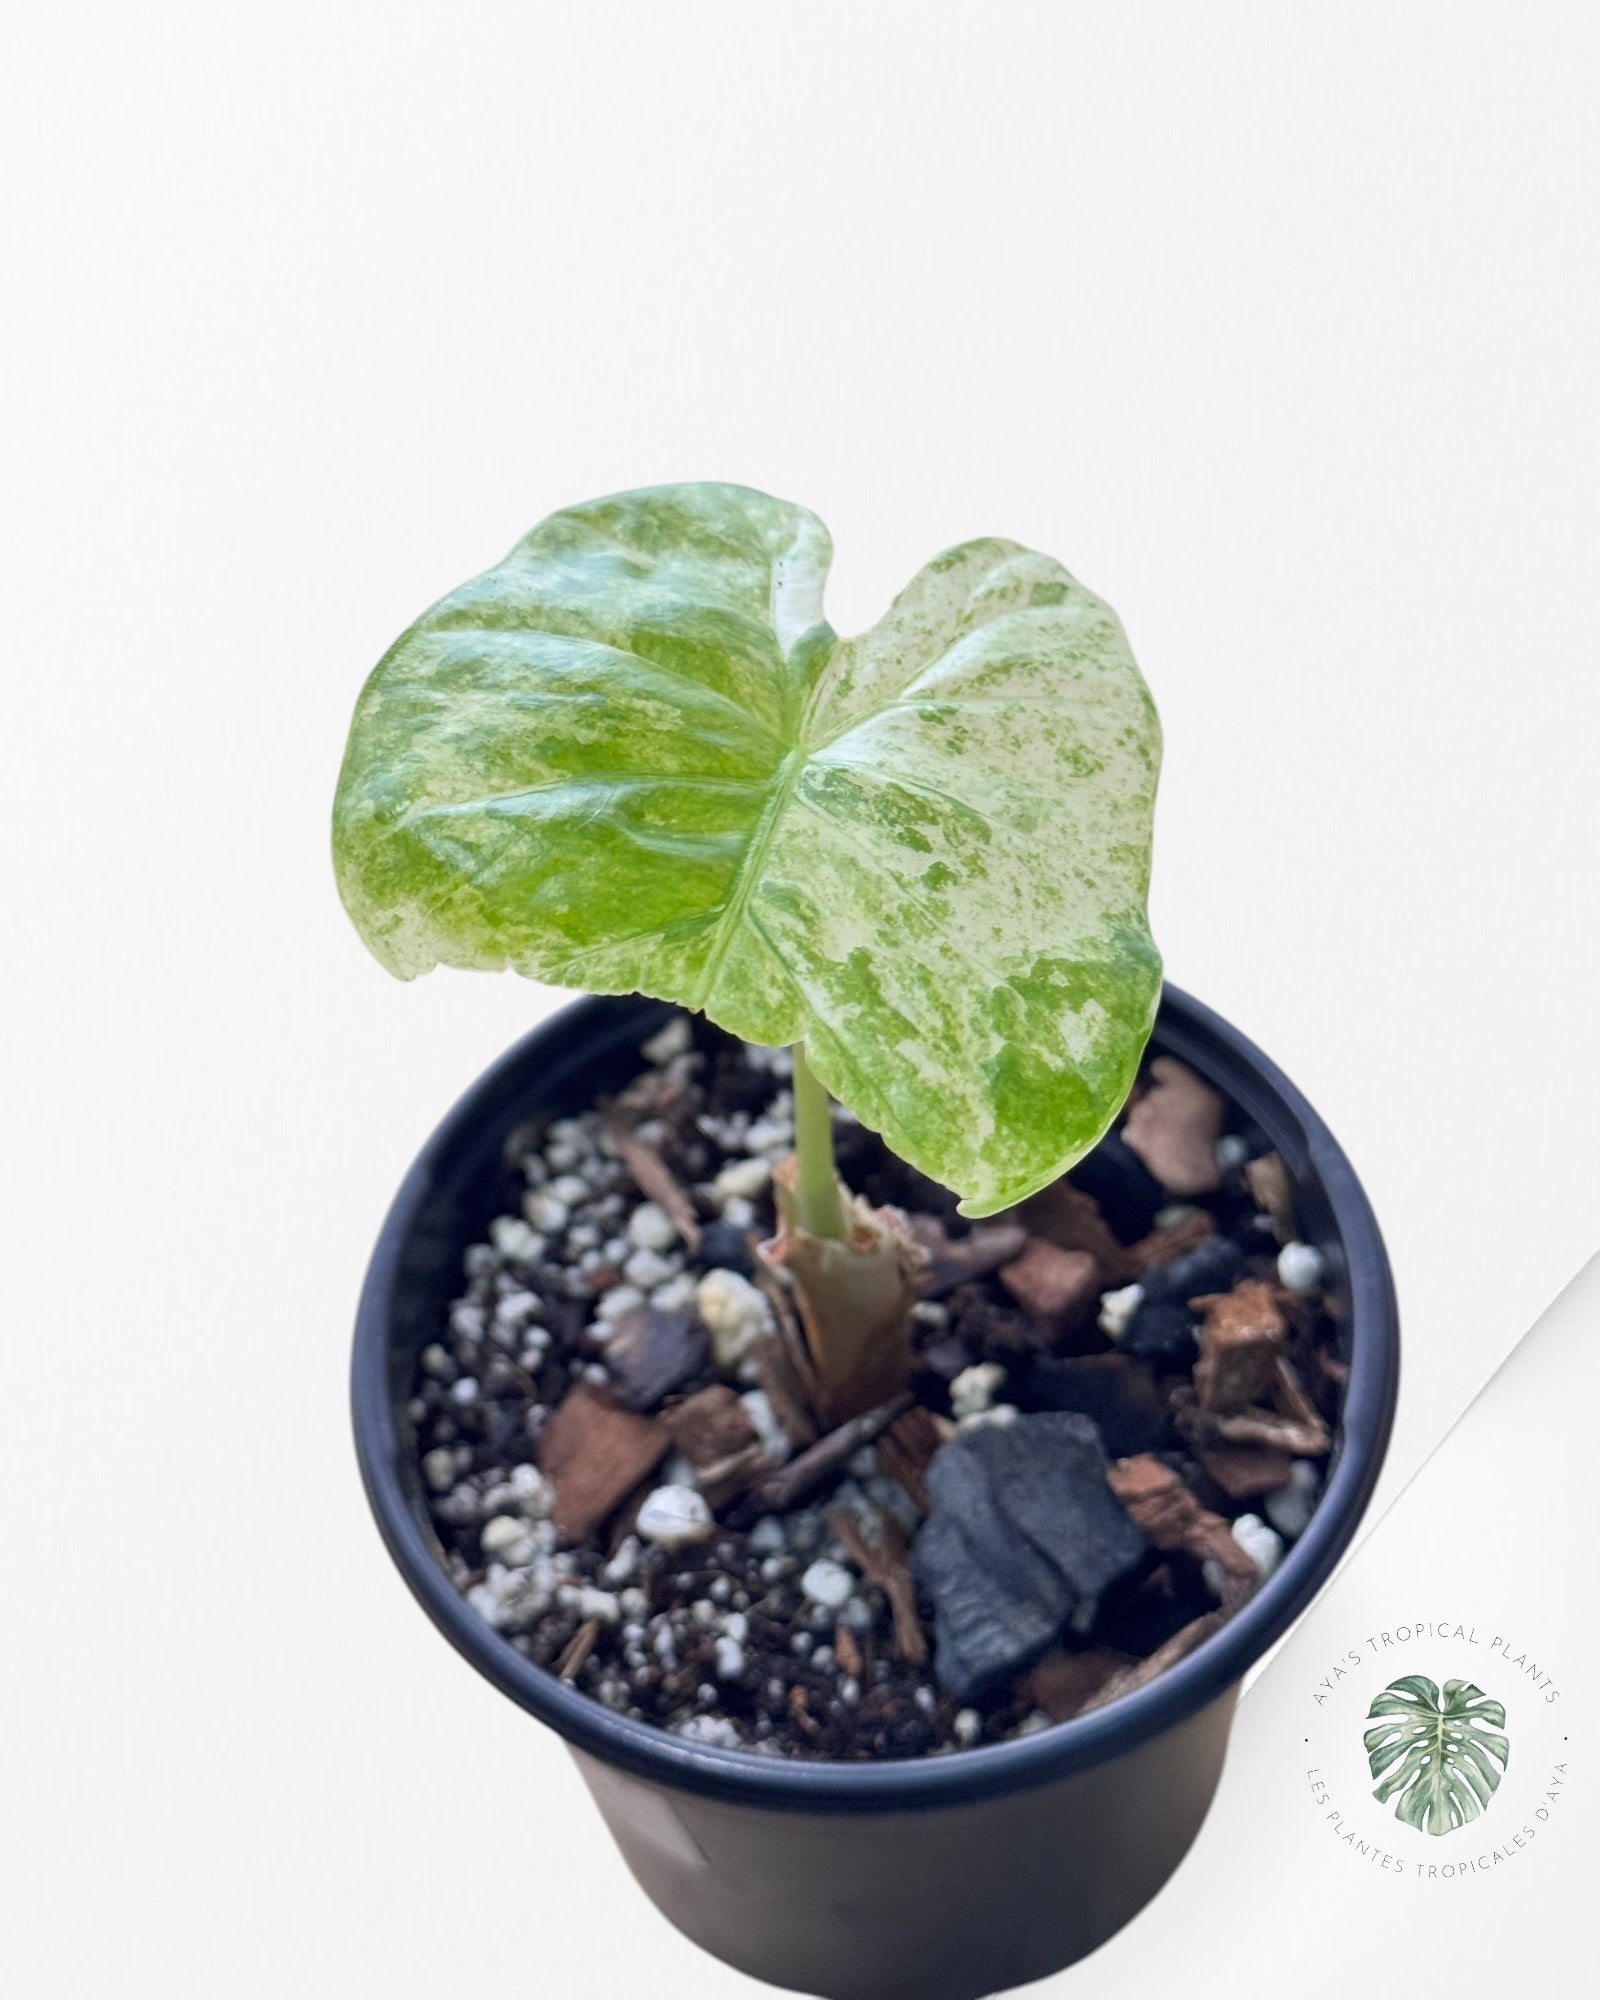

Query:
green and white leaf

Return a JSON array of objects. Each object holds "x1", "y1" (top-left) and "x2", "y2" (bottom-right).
[
  {"x1": 1363, "y1": 1675, "x2": 1510, "y2": 1836},
  {"x1": 333, "y1": 482, "x2": 1161, "y2": 1215}
]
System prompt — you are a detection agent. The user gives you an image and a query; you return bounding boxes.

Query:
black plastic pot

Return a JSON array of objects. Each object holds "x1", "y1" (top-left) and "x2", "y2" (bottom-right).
[{"x1": 352, "y1": 987, "x2": 1399, "y2": 1999}]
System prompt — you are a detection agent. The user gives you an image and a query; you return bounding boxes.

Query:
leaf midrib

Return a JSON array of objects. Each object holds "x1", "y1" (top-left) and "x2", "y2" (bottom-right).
[
  {"x1": 686, "y1": 610, "x2": 1085, "y2": 1021},
  {"x1": 689, "y1": 745, "x2": 803, "y2": 1011}
]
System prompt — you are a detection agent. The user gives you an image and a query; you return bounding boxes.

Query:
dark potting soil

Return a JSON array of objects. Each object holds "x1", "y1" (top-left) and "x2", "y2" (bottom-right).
[{"x1": 406, "y1": 1013, "x2": 1347, "y2": 1759}]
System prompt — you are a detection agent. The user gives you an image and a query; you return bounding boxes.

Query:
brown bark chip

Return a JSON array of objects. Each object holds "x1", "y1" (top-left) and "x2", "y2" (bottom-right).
[
  {"x1": 1021, "y1": 1647, "x2": 1132, "y2": 1721},
  {"x1": 663, "y1": 1384, "x2": 760, "y2": 1467},
  {"x1": 662, "y1": 1385, "x2": 768, "y2": 1509},
  {"x1": 1245, "y1": 1151, "x2": 1297, "y2": 1243},
  {"x1": 603, "y1": 1115, "x2": 702, "y2": 1253},
  {"x1": 1121, "y1": 1057, "x2": 1226, "y2": 1196},
  {"x1": 998, "y1": 1240, "x2": 1103, "y2": 1344},
  {"x1": 1013, "y1": 1181, "x2": 1140, "y2": 1285},
  {"x1": 537, "y1": 1384, "x2": 671, "y2": 1542},
  {"x1": 558, "y1": 1617, "x2": 602, "y2": 1682},
  {"x1": 1107, "y1": 1453, "x2": 1259, "y2": 1606},
  {"x1": 830, "y1": 1508, "x2": 928, "y2": 1665},
  {"x1": 1128, "y1": 1207, "x2": 1215, "y2": 1273},
  {"x1": 1187, "y1": 1406, "x2": 1330, "y2": 1458},
  {"x1": 1194, "y1": 1443, "x2": 1295, "y2": 1498},
  {"x1": 1077, "y1": 1612, "x2": 1228, "y2": 1713},
  {"x1": 751, "y1": 1395, "x2": 915, "y2": 1514},
  {"x1": 1193, "y1": 1279, "x2": 1288, "y2": 1413},
  {"x1": 876, "y1": 1403, "x2": 948, "y2": 1515},
  {"x1": 834, "y1": 1624, "x2": 864, "y2": 1680},
  {"x1": 909, "y1": 1217, "x2": 1031, "y2": 1298}
]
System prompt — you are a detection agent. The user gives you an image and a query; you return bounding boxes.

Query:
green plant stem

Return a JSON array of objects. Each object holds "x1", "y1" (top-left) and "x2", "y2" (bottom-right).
[{"x1": 790, "y1": 1042, "x2": 847, "y2": 1240}]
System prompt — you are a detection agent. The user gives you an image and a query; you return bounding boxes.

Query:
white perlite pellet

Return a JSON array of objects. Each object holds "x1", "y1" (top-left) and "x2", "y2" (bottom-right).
[
  {"x1": 1265, "y1": 1460, "x2": 1321, "y2": 1540},
  {"x1": 745, "y1": 1116, "x2": 794, "y2": 1154},
  {"x1": 508, "y1": 1462, "x2": 554, "y2": 1517},
  {"x1": 747, "y1": 1514, "x2": 787, "y2": 1554},
  {"x1": 713, "y1": 1155, "x2": 772, "y2": 1202},
  {"x1": 640, "y1": 1016, "x2": 692, "y2": 1066},
  {"x1": 1098, "y1": 1282, "x2": 1144, "y2": 1339},
  {"x1": 480, "y1": 1515, "x2": 536, "y2": 1564},
  {"x1": 627, "y1": 1202, "x2": 678, "y2": 1253},
  {"x1": 800, "y1": 1558, "x2": 855, "y2": 1610},
  {"x1": 740, "y1": 1389, "x2": 793, "y2": 1464},
  {"x1": 696, "y1": 1268, "x2": 773, "y2": 1371},
  {"x1": 673, "y1": 1714, "x2": 741, "y2": 1748},
  {"x1": 1231, "y1": 1512, "x2": 1285, "y2": 1578},
  {"x1": 956, "y1": 1402, "x2": 1019, "y2": 1431},
  {"x1": 623, "y1": 1246, "x2": 678, "y2": 1290},
  {"x1": 449, "y1": 1301, "x2": 486, "y2": 1340},
  {"x1": 636, "y1": 1486, "x2": 714, "y2": 1549},
  {"x1": 602, "y1": 1537, "x2": 641, "y2": 1587},
  {"x1": 953, "y1": 1709, "x2": 983, "y2": 1748},
  {"x1": 596, "y1": 1284, "x2": 646, "y2": 1323},
  {"x1": 489, "y1": 1216, "x2": 543, "y2": 1262},
  {"x1": 649, "y1": 1272, "x2": 699, "y2": 1313},
  {"x1": 1278, "y1": 1241, "x2": 1325, "y2": 1292},
  {"x1": 523, "y1": 1189, "x2": 570, "y2": 1233},
  {"x1": 950, "y1": 1362, "x2": 1006, "y2": 1420}
]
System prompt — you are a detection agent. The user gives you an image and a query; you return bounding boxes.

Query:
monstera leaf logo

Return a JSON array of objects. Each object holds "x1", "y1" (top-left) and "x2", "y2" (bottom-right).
[{"x1": 1363, "y1": 1675, "x2": 1510, "y2": 1836}]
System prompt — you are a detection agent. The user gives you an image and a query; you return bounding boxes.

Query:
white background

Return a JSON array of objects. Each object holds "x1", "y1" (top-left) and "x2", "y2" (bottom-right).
[{"x1": 4, "y1": 5, "x2": 1596, "y2": 1994}]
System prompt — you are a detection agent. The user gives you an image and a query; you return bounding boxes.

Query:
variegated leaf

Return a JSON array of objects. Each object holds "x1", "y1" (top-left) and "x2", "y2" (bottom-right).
[{"x1": 333, "y1": 483, "x2": 1161, "y2": 1213}]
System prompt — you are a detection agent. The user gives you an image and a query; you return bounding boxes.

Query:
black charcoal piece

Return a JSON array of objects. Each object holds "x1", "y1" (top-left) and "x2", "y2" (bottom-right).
[
  {"x1": 914, "y1": 1413, "x2": 1147, "y2": 1700},
  {"x1": 1119, "y1": 1299, "x2": 1202, "y2": 1371},
  {"x1": 1139, "y1": 1235, "x2": 1246, "y2": 1307},
  {"x1": 695, "y1": 1219, "x2": 756, "y2": 1276},
  {"x1": 1021, "y1": 1354, "x2": 1174, "y2": 1456},
  {"x1": 1066, "y1": 1131, "x2": 1166, "y2": 1241}
]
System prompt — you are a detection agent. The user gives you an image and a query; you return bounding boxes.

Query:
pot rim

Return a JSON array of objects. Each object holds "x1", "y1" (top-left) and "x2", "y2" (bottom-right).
[{"x1": 352, "y1": 983, "x2": 1399, "y2": 1814}]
